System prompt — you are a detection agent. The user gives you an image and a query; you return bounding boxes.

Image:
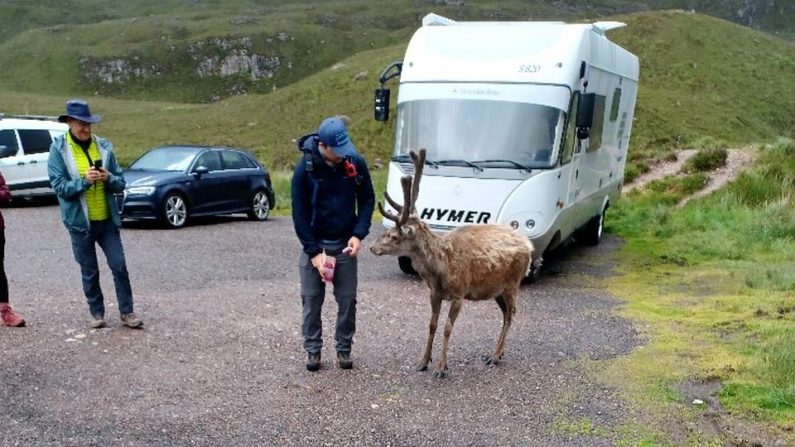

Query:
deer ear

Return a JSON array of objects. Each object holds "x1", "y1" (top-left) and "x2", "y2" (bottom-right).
[{"x1": 401, "y1": 225, "x2": 415, "y2": 237}]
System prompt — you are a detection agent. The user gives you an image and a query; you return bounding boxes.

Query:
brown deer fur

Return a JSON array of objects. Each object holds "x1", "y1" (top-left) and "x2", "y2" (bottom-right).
[{"x1": 370, "y1": 149, "x2": 534, "y2": 378}]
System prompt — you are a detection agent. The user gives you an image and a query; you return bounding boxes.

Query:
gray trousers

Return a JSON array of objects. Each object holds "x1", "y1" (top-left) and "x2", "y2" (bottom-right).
[{"x1": 299, "y1": 241, "x2": 358, "y2": 354}]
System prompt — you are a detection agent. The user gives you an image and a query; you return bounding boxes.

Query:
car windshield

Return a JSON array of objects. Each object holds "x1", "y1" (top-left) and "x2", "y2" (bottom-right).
[
  {"x1": 393, "y1": 99, "x2": 564, "y2": 169},
  {"x1": 128, "y1": 147, "x2": 198, "y2": 172}
]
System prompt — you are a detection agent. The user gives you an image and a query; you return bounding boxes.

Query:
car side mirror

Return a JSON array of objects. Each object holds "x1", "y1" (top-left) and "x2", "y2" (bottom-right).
[
  {"x1": 193, "y1": 166, "x2": 209, "y2": 177},
  {"x1": 374, "y1": 88, "x2": 390, "y2": 122}
]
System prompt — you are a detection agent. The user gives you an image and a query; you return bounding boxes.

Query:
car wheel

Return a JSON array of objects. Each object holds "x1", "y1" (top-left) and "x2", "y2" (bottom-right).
[
  {"x1": 162, "y1": 192, "x2": 188, "y2": 229},
  {"x1": 398, "y1": 256, "x2": 417, "y2": 275},
  {"x1": 247, "y1": 189, "x2": 270, "y2": 221},
  {"x1": 579, "y1": 207, "x2": 605, "y2": 246}
]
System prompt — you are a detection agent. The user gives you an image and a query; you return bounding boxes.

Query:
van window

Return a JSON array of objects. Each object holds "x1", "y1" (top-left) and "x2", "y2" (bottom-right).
[
  {"x1": 559, "y1": 94, "x2": 578, "y2": 165},
  {"x1": 609, "y1": 88, "x2": 621, "y2": 122},
  {"x1": 0, "y1": 130, "x2": 19, "y2": 158},
  {"x1": 18, "y1": 129, "x2": 53, "y2": 155},
  {"x1": 394, "y1": 98, "x2": 563, "y2": 168},
  {"x1": 588, "y1": 95, "x2": 606, "y2": 152}
]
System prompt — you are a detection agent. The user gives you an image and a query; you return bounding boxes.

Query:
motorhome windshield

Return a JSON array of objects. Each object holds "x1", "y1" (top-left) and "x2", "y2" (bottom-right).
[{"x1": 393, "y1": 99, "x2": 563, "y2": 169}]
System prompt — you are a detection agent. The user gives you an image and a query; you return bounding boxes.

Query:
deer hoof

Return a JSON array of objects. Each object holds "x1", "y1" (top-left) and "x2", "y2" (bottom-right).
[
  {"x1": 432, "y1": 369, "x2": 448, "y2": 379},
  {"x1": 415, "y1": 364, "x2": 429, "y2": 372},
  {"x1": 481, "y1": 354, "x2": 501, "y2": 366}
]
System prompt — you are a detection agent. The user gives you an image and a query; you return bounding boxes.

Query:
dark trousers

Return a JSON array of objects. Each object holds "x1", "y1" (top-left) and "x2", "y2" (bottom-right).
[
  {"x1": 0, "y1": 229, "x2": 7, "y2": 304},
  {"x1": 299, "y1": 241, "x2": 358, "y2": 354},
  {"x1": 69, "y1": 219, "x2": 134, "y2": 316}
]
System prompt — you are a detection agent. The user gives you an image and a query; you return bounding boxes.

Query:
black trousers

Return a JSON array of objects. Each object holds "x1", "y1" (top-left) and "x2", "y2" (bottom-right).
[{"x1": 0, "y1": 229, "x2": 8, "y2": 303}]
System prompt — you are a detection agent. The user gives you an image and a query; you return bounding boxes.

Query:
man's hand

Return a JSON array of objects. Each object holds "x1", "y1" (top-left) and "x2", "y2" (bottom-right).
[
  {"x1": 311, "y1": 253, "x2": 325, "y2": 270},
  {"x1": 97, "y1": 167, "x2": 109, "y2": 182},
  {"x1": 85, "y1": 167, "x2": 102, "y2": 184},
  {"x1": 344, "y1": 236, "x2": 361, "y2": 257}
]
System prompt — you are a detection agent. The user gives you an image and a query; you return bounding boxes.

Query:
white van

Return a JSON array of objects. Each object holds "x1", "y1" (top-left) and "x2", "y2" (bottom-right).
[
  {"x1": 373, "y1": 13, "x2": 639, "y2": 279},
  {"x1": 0, "y1": 115, "x2": 68, "y2": 199}
]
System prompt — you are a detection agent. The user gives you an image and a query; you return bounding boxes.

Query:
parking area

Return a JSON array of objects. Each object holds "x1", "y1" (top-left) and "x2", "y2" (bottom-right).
[{"x1": 1, "y1": 202, "x2": 639, "y2": 446}]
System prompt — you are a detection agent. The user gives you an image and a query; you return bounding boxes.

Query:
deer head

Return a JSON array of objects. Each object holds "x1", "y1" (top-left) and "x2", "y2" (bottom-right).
[{"x1": 370, "y1": 148, "x2": 427, "y2": 256}]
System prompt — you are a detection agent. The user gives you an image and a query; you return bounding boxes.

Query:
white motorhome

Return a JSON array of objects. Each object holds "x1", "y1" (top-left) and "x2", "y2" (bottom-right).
[{"x1": 373, "y1": 13, "x2": 639, "y2": 279}]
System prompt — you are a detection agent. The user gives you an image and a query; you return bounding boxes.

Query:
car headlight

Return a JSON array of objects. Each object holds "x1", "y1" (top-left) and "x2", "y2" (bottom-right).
[{"x1": 126, "y1": 186, "x2": 155, "y2": 196}]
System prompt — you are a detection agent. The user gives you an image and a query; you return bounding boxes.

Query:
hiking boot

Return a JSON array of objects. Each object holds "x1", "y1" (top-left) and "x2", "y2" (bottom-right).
[
  {"x1": 336, "y1": 351, "x2": 353, "y2": 370},
  {"x1": 306, "y1": 352, "x2": 321, "y2": 372},
  {"x1": 89, "y1": 314, "x2": 107, "y2": 329},
  {"x1": 120, "y1": 312, "x2": 143, "y2": 329},
  {"x1": 0, "y1": 303, "x2": 25, "y2": 327}
]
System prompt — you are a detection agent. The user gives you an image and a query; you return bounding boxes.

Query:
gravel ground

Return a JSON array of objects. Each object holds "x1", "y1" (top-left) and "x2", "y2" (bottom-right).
[{"x1": 1, "y1": 202, "x2": 640, "y2": 446}]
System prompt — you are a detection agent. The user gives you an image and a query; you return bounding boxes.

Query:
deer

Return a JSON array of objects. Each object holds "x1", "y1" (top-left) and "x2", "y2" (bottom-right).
[{"x1": 370, "y1": 148, "x2": 534, "y2": 378}]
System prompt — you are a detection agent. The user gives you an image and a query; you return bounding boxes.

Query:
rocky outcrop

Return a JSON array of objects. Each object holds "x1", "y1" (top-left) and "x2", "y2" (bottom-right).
[{"x1": 78, "y1": 34, "x2": 292, "y2": 87}]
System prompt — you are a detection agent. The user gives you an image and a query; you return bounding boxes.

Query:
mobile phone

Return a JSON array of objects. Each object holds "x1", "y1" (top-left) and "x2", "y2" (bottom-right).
[{"x1": 93, "y1": 159, "x2": 103, "y2": 169}]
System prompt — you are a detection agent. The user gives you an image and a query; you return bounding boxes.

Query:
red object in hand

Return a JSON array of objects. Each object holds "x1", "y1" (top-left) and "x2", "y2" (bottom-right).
[{"x1": 320, "y1": 253, "x2": 336, "y2": 283}]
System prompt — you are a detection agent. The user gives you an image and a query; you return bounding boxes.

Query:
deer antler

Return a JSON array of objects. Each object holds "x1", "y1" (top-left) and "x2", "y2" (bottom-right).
[
  {"x1": 408, "y1": 148, "x2": 426, "y2": 214},
  {"x1": 378, "y1": 175, "x2": 413, "y2": 227}
]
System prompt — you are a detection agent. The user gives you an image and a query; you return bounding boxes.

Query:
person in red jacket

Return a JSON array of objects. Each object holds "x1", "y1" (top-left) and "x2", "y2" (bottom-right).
[{"x1": 0, "y1": 171, "x2": 25, "y2": 327}]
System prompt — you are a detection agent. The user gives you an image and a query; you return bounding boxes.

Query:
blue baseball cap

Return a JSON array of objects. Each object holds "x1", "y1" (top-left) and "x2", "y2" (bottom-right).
[
  {"x1": 57, "y1": 99, "x2": 102, "y2": 124},
  {"x1": 317, "y1": 116, "x2": 356, "y2": 158}
]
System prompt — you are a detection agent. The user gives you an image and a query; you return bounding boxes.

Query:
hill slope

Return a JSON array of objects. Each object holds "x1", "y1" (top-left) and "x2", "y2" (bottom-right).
[
  {"x1": 1, "y1": 1, "x2": 792, "y2": 103},
  {"x1": 2, "y1": 11, "x2": 793, "y2": 169}
]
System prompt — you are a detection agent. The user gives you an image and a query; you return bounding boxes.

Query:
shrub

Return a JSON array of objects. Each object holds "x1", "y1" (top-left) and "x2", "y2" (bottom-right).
[{"x1": 684, "y1": 147, "x2": 728, "y2": 173}]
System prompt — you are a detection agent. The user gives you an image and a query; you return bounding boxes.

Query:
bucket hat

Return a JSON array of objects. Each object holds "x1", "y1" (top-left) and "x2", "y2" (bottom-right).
[{"x1": 57, "y1": 99, "x2": 102, "y2": 124}]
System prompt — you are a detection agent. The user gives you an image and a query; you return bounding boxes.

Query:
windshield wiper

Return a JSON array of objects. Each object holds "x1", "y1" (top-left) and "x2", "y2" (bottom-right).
[
  {"x1": 435, "y1": 159, "x2": 484, "y2": 172},
  {"x1": 471, "y1": 159, "x2": 533, "y2": 171},
  {"x1": 391, "y1": 154, "x2": 439, "y2": 169}
]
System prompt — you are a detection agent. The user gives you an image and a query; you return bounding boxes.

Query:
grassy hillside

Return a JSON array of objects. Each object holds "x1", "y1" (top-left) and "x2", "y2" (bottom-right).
[
  {"x1": 2, "y1": 1, "x2": 791, "y2": 46},
  {"x1": 1, "y1": 1, "x2": 792, "y2": 103},
  {"x1": 2, "y1": 11, "x2": 793, "y2": 171}
]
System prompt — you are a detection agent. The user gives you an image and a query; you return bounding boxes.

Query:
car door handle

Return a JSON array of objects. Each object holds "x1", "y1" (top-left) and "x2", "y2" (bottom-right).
[
  {"x1": 29, "y1": 160, "x2": 38, "y2": 164},
  {"x1": 17, "y1": 161, "x2": 25, "y2": 165}
]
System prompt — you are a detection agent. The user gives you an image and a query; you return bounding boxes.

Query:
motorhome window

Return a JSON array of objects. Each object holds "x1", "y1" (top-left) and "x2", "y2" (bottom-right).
[
  {"x1": 394, "y1": 99, "x2": 562, "y2": 168},
  {"x1": 587, "y1": 95, "x2": 606, "y2": 152},
  {"x1": 609, "y1": 88, "x2": 621, "y2": 122},
  {"x1": 0, "y1": 130, "x2": 18, "y2": 158},
  {"x1": 559, "y1": 94, "x2": 578, "y2": 165},
  {"x1": 18, "y1": 129, "x2": 53, "y2": 155}
]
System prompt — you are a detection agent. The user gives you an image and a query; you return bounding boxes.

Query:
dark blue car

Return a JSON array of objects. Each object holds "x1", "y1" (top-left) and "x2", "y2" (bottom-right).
[{"x1": 118, "y1": 145, "x2": 275, "y2": 228}]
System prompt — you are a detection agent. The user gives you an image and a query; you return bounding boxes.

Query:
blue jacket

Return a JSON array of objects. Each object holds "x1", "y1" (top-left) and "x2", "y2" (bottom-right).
[
  {"x1": 291, "y1": 138, "x2": 375, "y2": 258},
  {"x1": 47, "y1": 133, "x2": 126, "y2": 232}
]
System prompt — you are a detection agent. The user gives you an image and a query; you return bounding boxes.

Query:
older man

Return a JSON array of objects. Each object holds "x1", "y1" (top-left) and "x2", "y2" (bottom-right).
[{"x1": 47, "y1": 99, "x2": 143, "y2": 329}]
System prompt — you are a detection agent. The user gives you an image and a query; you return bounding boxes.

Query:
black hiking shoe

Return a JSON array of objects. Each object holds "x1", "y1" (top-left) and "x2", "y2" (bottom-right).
[
  {"x1": 306, "y1": 352, "x2": 321, "y2": 371},
  {"x1": 336, "y1": 351, "x2": 353, "y2": 370}
]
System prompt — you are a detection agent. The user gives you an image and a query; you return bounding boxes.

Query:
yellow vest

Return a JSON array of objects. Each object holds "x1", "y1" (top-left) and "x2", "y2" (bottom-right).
[{"x1": 67, "y1": 133, "x2": 109, "y2": 221}]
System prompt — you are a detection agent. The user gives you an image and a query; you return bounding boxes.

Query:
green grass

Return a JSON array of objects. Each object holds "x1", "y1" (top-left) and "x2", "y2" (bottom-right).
[{"x1": 598, "y1": 137, "x2": 795, "y2": 441}]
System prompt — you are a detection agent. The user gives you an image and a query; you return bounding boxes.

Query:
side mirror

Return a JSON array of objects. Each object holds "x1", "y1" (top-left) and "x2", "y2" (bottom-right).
[
  {"x1": 575, "y1": 93, "x2": 595, "y2": 140},
  {"x1": 374, "y1": 88, "x2": 390, "y2": 122},
  {"x1": 576, "y1": 93, "x2": 595, "y2": 128},
  {"x1": 193, "y1": 166, "x2": 209, "y2": 177}
]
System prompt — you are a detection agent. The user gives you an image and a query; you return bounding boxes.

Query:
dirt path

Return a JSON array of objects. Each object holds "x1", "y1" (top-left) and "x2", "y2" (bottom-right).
[{"x1": 622, "y1": 147, "x2": 757, "y2": 205}]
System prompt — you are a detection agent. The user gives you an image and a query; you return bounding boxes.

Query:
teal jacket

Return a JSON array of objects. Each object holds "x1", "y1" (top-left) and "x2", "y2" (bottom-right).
[{"x1": 47, "y1": 133, "x2": 126, "y2": 232}]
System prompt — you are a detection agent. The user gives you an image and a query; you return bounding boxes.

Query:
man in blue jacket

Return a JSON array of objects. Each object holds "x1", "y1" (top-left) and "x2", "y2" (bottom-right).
[
  {"x1": 48, "y1": 99, "x2": 143, "y2": 329},
  {"x1": 292, "y1": 115, "x2": 375, "y2": 371}
]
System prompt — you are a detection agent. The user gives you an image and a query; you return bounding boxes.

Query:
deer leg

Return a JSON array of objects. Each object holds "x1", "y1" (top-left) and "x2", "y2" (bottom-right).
[
  {"x1": 484, "y1": 290, "x2": 516, "y2": 366},
  {"x1": 434, "y1": 298, "x2": 463, "y2": 379},
  {"x1": 417, "y1": 296, "x2": 442, "y2": 371}
]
